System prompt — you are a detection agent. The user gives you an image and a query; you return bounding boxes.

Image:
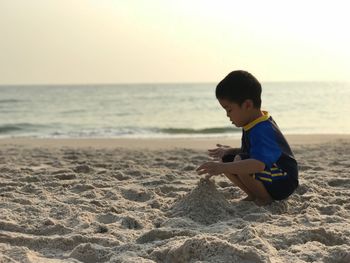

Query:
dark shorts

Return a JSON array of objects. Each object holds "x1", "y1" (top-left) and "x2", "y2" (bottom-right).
[
  {"x1": 222, "y1": 153, "x2": 298, "y2": 200},
  {"x1": 259, "y1": 174, "x2": 298, "y2": 200}
]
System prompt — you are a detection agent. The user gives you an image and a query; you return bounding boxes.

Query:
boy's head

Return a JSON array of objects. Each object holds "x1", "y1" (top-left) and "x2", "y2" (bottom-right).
[
  {"x1": 216, "y1": 70, "x2": 263, "y2": 127},
  {"x1": 216, "y1": 70, "x2": 261, "y2": 108}
]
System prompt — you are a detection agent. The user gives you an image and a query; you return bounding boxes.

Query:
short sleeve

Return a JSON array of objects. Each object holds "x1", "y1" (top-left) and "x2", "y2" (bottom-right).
[{"x1": 249, "y1": 123, "x2": 282, "y2": 168}]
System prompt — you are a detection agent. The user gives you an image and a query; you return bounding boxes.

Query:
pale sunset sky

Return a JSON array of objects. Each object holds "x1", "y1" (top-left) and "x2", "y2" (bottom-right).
[{"x1": 0, "y1": 0, "x2": 349, "y2": 84}]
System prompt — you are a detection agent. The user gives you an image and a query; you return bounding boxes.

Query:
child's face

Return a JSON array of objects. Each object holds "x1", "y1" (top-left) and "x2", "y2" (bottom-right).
[{"x1": 218, "y1": 98, "x2": 252, "y2": 128}]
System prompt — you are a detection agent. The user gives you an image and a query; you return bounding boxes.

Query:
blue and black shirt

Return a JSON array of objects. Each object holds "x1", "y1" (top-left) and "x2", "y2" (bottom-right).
[{"x1": 240, "y1": 111, "x2": 299, "y2": 200}]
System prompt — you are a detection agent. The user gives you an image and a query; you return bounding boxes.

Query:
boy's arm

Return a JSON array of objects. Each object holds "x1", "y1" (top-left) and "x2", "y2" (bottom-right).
[
  {"x1": 208, "y1": 144, "x2": 240, "y2": 159},
  {"x1": 224, "y1": 159, "x2": 265, "y2": 174},
  {"x1": 196, "y1": 159, "x2": 265, "y2": 176}
]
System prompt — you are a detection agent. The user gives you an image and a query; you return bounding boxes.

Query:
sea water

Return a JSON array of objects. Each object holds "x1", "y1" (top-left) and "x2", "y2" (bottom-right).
[{"x1": 0, "y1": 82, "x2": 349, "y2": 138}]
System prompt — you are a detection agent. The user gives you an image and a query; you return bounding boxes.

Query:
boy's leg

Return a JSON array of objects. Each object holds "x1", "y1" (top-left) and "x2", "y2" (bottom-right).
[
  {"x1": 223, "y1": 155, "x2": 256, "y2": 201},
  {"x1": 236, "y1": 173, "x2": 273, "y2": 206},
  {"x1": 225, "y1": 173, "x2": 256, "y2": 201},
  {"x1": 223, "y1": 154, "x2": 273, "y2": 205}
]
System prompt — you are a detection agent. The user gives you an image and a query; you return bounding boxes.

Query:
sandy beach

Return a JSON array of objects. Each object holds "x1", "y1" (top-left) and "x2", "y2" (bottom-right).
[{"x1": 0, "y1": 135, "x2": 350, "y2": 262}]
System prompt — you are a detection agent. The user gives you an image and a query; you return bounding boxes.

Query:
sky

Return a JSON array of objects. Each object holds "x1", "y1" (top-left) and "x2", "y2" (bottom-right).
[{"x1": 0, "y1": 0, "x2": 349, "y2": 84}]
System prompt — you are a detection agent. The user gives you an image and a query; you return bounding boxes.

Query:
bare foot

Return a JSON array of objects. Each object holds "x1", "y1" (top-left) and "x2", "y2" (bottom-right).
[
  {"x1": 254, "y1": 198, "x2": 273, "y2": 206},
  {"x1": 241, "y1": 196, "x2": 255, "y2": 201}
]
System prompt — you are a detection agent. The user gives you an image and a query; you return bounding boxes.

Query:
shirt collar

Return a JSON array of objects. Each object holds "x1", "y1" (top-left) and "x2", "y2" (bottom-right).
[{"x1": 243, "y1": 111, "x2": 270, "y2": 131}]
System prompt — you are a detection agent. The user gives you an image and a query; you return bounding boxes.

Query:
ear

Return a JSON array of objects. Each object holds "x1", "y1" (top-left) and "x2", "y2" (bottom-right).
[{"x1": 242, "y1": 99, "x2": 254, "y2": 110}]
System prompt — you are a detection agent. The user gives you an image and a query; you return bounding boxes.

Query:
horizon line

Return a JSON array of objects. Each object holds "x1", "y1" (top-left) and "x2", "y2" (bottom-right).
[{"x1": 0, "y1": 80, "x2": 348, "y2": 87}]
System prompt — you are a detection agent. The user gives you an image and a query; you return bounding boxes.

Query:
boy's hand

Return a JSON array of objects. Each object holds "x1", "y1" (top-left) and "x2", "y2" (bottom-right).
[
  {"x1": 208, "y1": 144, "x2": 231, "y2": 160},
  {"x1": 196, "y1": 161, "x2": 226, "y2": 179}
]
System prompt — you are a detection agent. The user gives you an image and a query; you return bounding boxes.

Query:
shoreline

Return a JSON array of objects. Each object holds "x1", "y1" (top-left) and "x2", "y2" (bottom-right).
[{"x1": 0, "y1": 134, "x2": 349, "y2": 150}]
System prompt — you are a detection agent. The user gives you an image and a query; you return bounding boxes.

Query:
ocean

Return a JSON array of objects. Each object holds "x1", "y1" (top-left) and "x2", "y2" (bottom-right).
[{"x1": 0, "y1": 82, "x2": 349, "y2": 138}]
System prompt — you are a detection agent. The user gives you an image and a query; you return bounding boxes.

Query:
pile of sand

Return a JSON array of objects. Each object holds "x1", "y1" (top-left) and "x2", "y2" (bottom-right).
[{"x1": 169, "y1": 178, "x2": 234, "y2": 225}]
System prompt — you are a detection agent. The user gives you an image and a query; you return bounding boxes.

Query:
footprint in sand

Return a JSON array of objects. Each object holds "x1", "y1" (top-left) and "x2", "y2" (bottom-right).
[
  {"x1": 295, "y1": 184, "x2": 308, "y2": 195},
  {"x1": 74, "y1": 165, "x2": 92, "y2": 173},
  {"x1": 54, "y1": 173, "x2": 77, "y2": 180},
  {"x1": 96, "y1": 213, "x2": 119, "y2": 224},
  {"x1": 121, "y1": 216, "x2": 143, "y2": 229},
  {"x1": 121, "y1": 187, "x2": 152, "y2": 202},
  {"x1": 70, "y1": 184, "x2": 95, "y2": 193},
  {"x1": 317, "y1": 205, "x2": 341, "y2": 215},
  {"x1": 328, "y1": 178, "x2": 350, "y2": 188},
  {"x1": 112, "y1": 171, "x2": 131, "y2": 181},
  {"x1": 271, "y1": 227, "x2": 349, "y2": 249}
]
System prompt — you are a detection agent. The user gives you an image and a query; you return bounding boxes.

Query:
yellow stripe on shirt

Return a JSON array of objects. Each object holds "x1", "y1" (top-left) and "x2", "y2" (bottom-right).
[
  {"x1": 271, "y1": 173, "x2": 284, "y2": 177},
  {"x1": 257, "y1": 177, "x2": 272, "y2": 182}
]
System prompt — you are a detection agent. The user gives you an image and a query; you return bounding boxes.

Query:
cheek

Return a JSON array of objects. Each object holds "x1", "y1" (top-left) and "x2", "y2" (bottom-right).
[{"x1": 229, "y1": 112, "x2": 236, "y2": 118}]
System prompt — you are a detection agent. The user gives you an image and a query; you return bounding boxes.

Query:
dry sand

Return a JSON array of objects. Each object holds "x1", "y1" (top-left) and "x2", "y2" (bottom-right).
[{"x1": 0, "y1": 136, "x2": 350, "y2": 263}]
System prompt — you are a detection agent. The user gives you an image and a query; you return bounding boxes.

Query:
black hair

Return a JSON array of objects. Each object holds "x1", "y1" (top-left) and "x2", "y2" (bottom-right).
[{"x1": 216, "y1": 70, "x2": 262, "y2": 108}]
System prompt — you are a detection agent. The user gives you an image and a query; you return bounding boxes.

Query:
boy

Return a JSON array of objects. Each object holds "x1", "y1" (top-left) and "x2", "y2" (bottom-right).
[{"x1": 196, "y1": 70, "x2": 298, "y2": 206}]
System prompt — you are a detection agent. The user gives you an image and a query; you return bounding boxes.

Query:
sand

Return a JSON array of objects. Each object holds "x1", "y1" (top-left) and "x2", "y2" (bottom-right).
[{"x1": 0, "y1": 136, "x2": 350, "y2": 263}]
